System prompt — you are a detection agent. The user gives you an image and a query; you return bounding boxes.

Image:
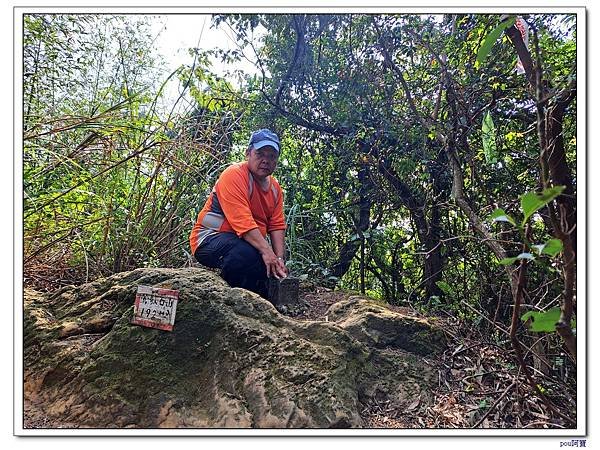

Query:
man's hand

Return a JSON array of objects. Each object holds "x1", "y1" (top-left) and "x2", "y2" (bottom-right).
[
  {"x1": 276, "y1": 256, "x2": 289, "y2": 278},
  {"x1": 269, "y1": 229, "x2": 288, "y2": 278},
  {"x1": 261, "y1": 252, "x2": 288, "y2": 279},
  {"x1": 242, "y1": 228, "x2": 287, "y2": 278}
]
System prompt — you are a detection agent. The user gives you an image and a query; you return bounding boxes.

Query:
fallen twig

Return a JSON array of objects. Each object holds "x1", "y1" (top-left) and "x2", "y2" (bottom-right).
[{"x1": 472, "y1": 381, "x2": 516, "y2": 428}]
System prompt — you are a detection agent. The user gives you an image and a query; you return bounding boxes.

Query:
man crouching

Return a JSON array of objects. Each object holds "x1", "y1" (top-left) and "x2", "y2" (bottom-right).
[{"x1": 189, "y1": 128, "x2": 288, "y2": 299}]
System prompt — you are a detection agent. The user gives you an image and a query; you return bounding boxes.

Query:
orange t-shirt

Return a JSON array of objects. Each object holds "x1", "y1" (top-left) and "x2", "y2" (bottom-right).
[{"x1": 189, "y1": 162, "x2": 286, "y2": 254}]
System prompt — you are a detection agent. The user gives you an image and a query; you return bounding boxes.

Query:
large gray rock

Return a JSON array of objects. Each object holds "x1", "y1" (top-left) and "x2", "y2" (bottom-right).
[{"x1": 23, "y1": 268, "x2": 445, "y2": 428}]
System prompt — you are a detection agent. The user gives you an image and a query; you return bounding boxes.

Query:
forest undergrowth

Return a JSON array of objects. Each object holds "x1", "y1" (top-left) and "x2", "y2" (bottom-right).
[{"x1": 294, "y1": 285, "x2": 577, "y2": 429}]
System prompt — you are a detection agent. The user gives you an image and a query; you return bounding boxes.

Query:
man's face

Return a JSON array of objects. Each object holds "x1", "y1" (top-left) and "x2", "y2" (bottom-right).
[{"x1": 246, "y1": 146, "x2": 279, "y2": 179}]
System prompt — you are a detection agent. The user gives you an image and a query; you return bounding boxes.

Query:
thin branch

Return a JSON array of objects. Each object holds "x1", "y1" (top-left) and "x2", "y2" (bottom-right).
[{"x1": 472, "y1": 381, "x2": 516, "y2": 428}]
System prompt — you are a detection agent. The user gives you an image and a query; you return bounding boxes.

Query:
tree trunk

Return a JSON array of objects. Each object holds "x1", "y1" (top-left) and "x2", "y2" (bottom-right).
[
  {"x1": 331, "y1": 163, "x2": 372, "y2": 280},
  {"x1": 377, "y1": 160, "x2": 443, "y2": 298},
  {"x1": 413, "y1": 210, "x2": 443, "y2": 298}
]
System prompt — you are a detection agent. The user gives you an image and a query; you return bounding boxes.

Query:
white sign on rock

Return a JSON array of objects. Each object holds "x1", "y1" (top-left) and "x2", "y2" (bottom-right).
[{"x1": 131, "y1": 285, "x2": 179, "y2": 331}]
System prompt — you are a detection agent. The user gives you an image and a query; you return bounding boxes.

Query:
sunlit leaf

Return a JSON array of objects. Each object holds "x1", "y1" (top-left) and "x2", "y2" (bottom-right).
[
  {"x1": 482, "y1": 111, "x2": 497, "y2": 164},
  {"x1": 520, "y1": 186, "x2": 566, "y2": 225},
  {"x1": 476, "y1": 17, "x2": 516, "y2": 64},
  {"x1": 531, "y1": 244, "x2": 546, "y2": 255},
  {"x1": 436, "y1": 281, "x2": 453, "y2": 294},
  {"x1": 498, "y1": 253, "x2": 534, "y2": 265},
  {"x1": 541, "y1": 238, "x2": 563, "y2": 257},
  {"x1": 489, "y1": 208, "x2": 515, "y2": 226},
  {"x1": 516, "y1": 252, "x2": 534, "y2": 260},
  {"x1": 521, "y1": 307, "x2": 561, "y2": 332},
  {"x1": 498, "y1": 257, "x2": 518, "y2": 265}
]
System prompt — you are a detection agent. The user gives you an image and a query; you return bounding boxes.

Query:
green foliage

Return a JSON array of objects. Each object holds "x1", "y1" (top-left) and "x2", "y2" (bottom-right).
[
  {"x1": 489, "y1": 208, "x2": 516, "y2": 226},
  {"x1": 476, "y1": 17, "x2": 516, "y2": 64},
  {"x1": 520, "y1": 186, "x2": 566, "y2": 226},
  {"x1": 521, "y1": 308, "x2": 560, "y2": 332},
  {"x1": 435, "y1": 281, "x2": 453, "y2": 295},
  {"x1": 490, "y1": 185, "x2": 566, "y2": 267},
  {"x1": 23, "y1": 14, "x2": 247, "y2": 280},
  {"x1": 498, "y1": 252, "x2": 534, "y2": 266},
  {"x1": 481, "y1": 111, "x2": 498, "y2": 164},
  {"x1": 521, "y1": 307, "x2": 576, "y2": 333},
  {"x1": 532, "y1": 238, "x2": 563, "y2": 257}
]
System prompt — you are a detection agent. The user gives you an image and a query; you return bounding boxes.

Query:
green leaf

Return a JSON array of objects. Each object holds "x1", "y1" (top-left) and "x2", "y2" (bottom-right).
[
  {"x1": 520, "y1": 186, "x2": 566, "y2": 225},
  {"x1": 498, "y1": 253, "x2": 534, "y2": 265},
  {"x1": 539, "y1": 186, "x2": 566, "y2": 202},
  {"x1": 531, "y1": 244, "x2": 545, "y2": 255},
  {"x1": 521, "y1": 307, "x2": 561, "y2": 332},
  {"x1": 520, "y1": 192, "x2": 544, "y2": 224},
  {"x1": 489, "y1": 208, "x2": 515, "y2": 226},
  {"x1": 476, "y1": 17, "x2": 516, "y2": 64},
  {"x1": 516, "y1": 252, "x2": 534, "y2": 260},
  {"x1": 541, "y1": 238, "x2": 563, "y2": 257},
  {"x1": 482, "y1": 111, "x2": 497, "y2": 164},
  {"x1": 436, "y1": 281, "x2": 453, "y2": 294}
]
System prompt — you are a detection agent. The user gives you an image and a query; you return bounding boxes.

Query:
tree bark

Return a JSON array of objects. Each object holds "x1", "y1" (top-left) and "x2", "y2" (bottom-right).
[
  {"x1": 377, "y1": 159, "x2": 443, "y2": 298},
  {"x1": 505, "y1": 22, "x2": 577, "y2": 362},
  {"x1": 331, "y1": 162, "x2": 372, "y2": 280}
]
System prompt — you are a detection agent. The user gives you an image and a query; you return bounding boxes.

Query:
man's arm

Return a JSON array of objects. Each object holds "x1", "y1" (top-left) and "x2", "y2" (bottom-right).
[
  {"x1": 243, "y1": 228, "x2": 287, "y2": 278},
  {"x1": 270, "y1": 229, "x2": 288, "y2": 276},
  {"x1": 269, "y1": 229, "x2": 285, "y2": 259}
]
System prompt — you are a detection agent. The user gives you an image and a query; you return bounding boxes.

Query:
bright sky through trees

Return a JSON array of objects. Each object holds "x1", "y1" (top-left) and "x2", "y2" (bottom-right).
[{"x1": 152, "y1": 14, "x2": 261, "y2": 112}]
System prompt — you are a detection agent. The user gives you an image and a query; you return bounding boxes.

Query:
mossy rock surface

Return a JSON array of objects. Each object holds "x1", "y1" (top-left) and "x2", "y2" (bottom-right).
[
  {"x1": 24, "y1": 268, "x2": 445, "y2": 428},
  {"x1": 326, "y1": 296, "x2": 446, "y2": 355}
]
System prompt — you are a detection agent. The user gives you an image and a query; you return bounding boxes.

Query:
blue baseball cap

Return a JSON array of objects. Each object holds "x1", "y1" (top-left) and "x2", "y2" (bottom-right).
[{"x1": 249, "y1": 128, "x2": 280, "y2": 153}]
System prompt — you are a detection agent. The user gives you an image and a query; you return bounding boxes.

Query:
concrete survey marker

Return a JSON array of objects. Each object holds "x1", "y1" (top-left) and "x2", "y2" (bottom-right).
[
  {"x1": 268, "y1": 276, "x2": 300, "y2": 306},
  {"x1": 131, "y1": 285, "x2": 179, "y2": 331}
]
